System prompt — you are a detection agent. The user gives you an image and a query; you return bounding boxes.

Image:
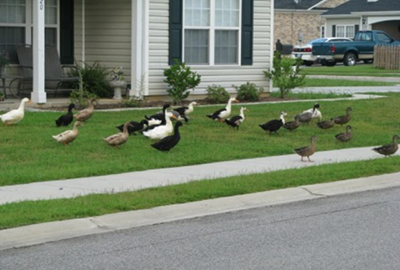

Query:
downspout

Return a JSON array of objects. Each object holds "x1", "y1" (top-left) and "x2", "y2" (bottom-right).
[
  {"x1": 82, "y1": 0, "x2": 85, "y2": 66},
  {"x1": 269, "y1": 0, "x2": 275, "y2": 93}
]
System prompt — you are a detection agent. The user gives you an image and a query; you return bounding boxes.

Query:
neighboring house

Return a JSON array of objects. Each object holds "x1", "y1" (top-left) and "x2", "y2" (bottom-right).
[
  {"x1": 0, "y1": 0, "x2": 273, "y2": 104},
  {"x1": 322, "y1": 0, "x2": 400, "y2": 40},
  {"x1": 274, "y1": 0, "x2": 350, "y2": 48}
]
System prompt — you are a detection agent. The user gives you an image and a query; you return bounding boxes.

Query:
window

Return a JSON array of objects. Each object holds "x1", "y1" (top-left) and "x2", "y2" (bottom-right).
[
  {"x1": 335, "y1": 25, "x2": 355, "y2": 38},
  {"x1": 377, "y1": 32, "x2": 392, "y2": 43},
  {"x1": 0, "y1": 0, "x2": 59, "y2": 63},
  {"x1": 183, "y1": 0, "x2": 241, "y2": 65}
]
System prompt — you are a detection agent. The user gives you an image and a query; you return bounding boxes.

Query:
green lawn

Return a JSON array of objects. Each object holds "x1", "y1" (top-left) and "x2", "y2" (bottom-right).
[
  {"x1": 302, "y1": 64, "x2": 400, "y2": 77},
  {"x1": 1, "y1": 93, "x2": 399, "y2": 187},
  {"x1": 301, "y1": 78, "x2": 397, "y2": 87},
  {"x1": 1, "y1": 92, "x2": 400, "y2": 229}
]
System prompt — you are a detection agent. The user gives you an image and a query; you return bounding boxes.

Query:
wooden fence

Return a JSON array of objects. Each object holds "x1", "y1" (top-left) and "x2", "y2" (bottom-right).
[{"x1": 374, "y1": 44, "x2": 400, "y2": 70}]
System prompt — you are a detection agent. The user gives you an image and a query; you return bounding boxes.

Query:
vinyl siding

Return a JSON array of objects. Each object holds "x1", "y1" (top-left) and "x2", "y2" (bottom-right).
[
  {"x1": 148, "y1": 0, "x2": 272, "y2": 96},
  {"x1": 74, "y1": 0, "x2": 132, "y2": 82}
]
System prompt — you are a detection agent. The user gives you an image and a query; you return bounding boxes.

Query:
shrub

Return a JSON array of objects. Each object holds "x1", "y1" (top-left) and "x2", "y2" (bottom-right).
[
  {"x1": 234, "y1": 82, "x2": 264, "y2": 101},
  {"x1": 264, "y1": 52, "x2": 305, "y2": 98},
  {"x1": 70, "y1": 89, "x2": 98, "y2": 108},
  {"x1": 163, "y1": 59, "x2": 201, "y2": 104},
  {"x1": 69, "y1": 61, "x2": 113, "y2": 98},
  {"x1": 206, "y1": 85, "x2": 230, "y2": 103}
]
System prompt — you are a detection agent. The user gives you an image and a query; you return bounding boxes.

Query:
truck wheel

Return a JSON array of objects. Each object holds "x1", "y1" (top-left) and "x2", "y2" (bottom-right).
[
  {"x1": 303, "y1": 61, "x2": 313, "y2": 66},
  {"x1": 344, "y1": 53, "x2": 357, "y2": 66}
]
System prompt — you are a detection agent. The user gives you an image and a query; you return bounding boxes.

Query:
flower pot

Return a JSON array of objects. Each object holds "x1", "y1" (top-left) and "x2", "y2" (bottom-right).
[{"x1": 109, "y1": 80, "x2": 126, "y2": 100}]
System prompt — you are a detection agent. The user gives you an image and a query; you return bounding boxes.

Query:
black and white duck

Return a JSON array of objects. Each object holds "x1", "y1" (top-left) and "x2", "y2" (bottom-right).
[
  {"x1": 372, "y1": 135, "x2": 399, "y2": 156},
  {"x1": 174, "y1": 101, "x2": 197, "y2": 122},
  {"x1": 151, "y1": 121, "x2": 183, "y2": 151},
  {"x1": 302, "y1": 103, "x2": 322, "y2": 121},
  {"x1": 116, "y1": 119, "x2": 149, "y2": 135},
  {"x1": 143, "y1": 110, "x2": 177, "y2": 140},
  {"x1": 207, "y1": 97, "x2": 238, "y2": 122},
  {"x1": 298, "y1": 103, "x2": 321, "y2": 124},
  {"x1": 335, "y1": 125, "x2": 353, "y2": 142},
  {"x1": 259, "y1": 111, "x2": 287, "y2": 134},
  {"x1": 55, "y1": 103, "x2": 75, "y2": 127},
  {"x1": 225, "y1": 107, "x2": 247, "y2": 130}
]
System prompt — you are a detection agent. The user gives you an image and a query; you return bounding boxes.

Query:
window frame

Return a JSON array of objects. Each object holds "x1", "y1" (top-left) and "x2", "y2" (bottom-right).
[
  {"x1": 335, "y1": 24, "x2": 355, "y2": 38},
  {"x1": 0, "y1": 0, "x2": 60, "y2": 63},
  {"x1": 182, "y1": 0, "x2": 242, "y2": 66}
]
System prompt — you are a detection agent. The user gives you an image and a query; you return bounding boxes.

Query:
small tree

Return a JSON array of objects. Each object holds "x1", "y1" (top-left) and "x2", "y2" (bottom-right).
[
  {"x1": 264, "y1": 52, "x2": 305, "y2": 98},
  {"x1": 163, "y1": 59, "x2": 201, "y2": 104}
]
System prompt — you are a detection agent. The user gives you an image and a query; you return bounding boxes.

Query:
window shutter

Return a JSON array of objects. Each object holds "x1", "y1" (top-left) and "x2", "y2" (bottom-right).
[
  {"x1": 332, "y1": 25, "x2": 336, "y2": 37},
  {"x1": 60, "y1": 0, "x2": 74, "y2": 64},
  {"x1": 355, "y1": 24, "x2": 359, "y2": 35},
  {"x1": 169, "y1": 0, "x2": 183, "y2": 65},
  {"x1": 241, "y1": 0, "x2": 253, "y2": 65}
]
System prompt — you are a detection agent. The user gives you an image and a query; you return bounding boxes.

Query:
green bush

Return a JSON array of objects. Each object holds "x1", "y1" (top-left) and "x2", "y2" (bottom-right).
[
  {"x1": 206, "y1": 85, "x2": 230, "y2": 103},
  {"x1": 163, "y1": 59, "x2": 201, "y2": 104},
  {"x1": 234, "y1": 82, "x2": 264, "y2": 101},
  {"x1": 69, "y1": 89, "x2": 98, "y2": 108},
  {"x1": 264, "y1": 52, "x2": 305, "y2": 98},
  {"x1": 69, "y1": 61, "x2": 112, "y2": 98}
]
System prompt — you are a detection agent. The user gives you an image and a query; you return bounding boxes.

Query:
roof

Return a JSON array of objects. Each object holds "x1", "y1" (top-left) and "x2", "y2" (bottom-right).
[
  {"x1": 323, "y1": 0, "x2": 400, "y2": 15},
  {"x1": 275, "y1": 0, "x2": 325, "y2": 10}
]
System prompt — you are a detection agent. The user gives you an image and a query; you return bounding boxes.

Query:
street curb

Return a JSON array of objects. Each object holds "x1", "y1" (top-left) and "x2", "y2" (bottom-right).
[{"x1": 1, "y1": 172, "x2": 400, "y2": 252}]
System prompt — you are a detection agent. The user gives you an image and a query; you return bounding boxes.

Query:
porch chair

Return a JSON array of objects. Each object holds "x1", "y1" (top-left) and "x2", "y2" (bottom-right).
[{"x1": 11, "y1": 45, "x2": 80, "y2": 97}]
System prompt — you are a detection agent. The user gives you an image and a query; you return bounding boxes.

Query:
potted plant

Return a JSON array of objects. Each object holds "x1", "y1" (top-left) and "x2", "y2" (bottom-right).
[{"x1": 109, "y1": 67, "x2": 126, "y2": 100}]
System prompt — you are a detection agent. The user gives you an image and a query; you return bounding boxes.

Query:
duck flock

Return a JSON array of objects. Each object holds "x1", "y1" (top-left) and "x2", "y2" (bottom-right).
[{"x1": 0, "y1": 97, "x2": 399, "y2": 160}]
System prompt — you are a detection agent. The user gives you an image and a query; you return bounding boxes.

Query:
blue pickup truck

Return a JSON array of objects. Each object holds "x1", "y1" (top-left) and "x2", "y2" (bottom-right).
[{"x1": 312, "y1": 30, "x2": 398, "y2": 66}]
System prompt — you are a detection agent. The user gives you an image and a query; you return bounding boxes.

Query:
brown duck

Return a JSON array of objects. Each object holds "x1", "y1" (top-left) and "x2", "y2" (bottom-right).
[
  {"x1": 372, "y1": 135, "x2": 399, "y2": 156},
  {"x1": 283, "y1": 115, "x2": 300, "y2": 132},
  {"x1": 335, "y1": 125, "x2": 353, "y2": 142},
  {"x1": 294, "y1": 135, "x2": 317, "y2": 162},
  {"x1": 317, "y1": 118, "x2": 335, "y2": 130},
  {"x1": 74, "y1": 98, "x2": 96, "y2": 122},
  {"x1": 103, "y1": 121, "x2": 133, "y2": 149},
  {"x1": 52, "y1": 121, "x2": 82, "y2": 145},
  {"x1": 334, "y1": 107, "x2": 352, "y2": 126}
]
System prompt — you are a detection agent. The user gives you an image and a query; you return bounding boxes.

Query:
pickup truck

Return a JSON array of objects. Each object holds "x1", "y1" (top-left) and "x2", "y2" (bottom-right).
[{"x1": 312, "y1": 30, "x2": 398, "y2": 66}]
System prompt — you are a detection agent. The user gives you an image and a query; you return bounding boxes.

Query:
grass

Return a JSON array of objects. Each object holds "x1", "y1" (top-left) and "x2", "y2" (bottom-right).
[
  {"x1": 302, "y1": 64, "x2": 400, "y2": 77},
  {"x1": 301, "y1": 78, "x2": 397, "y2": 87},
  {"x1": 1, "y1": 92, "x2": 400, "y2": 187},
  {"x1": 1, "y1": 156, "x2": 399, "y2": 230}
]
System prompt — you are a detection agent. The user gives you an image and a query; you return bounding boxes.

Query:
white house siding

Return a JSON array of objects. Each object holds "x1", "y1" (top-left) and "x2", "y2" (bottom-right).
[
  {"x1": 147, "y1": 0, "x2": 272, "y2": 97},
  {"x1": 74, "y1": 0, "x2": 132, "y2": 82}
]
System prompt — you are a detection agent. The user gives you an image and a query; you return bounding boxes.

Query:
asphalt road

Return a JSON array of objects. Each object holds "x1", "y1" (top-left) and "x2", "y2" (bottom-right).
[{"x1": 1, "y1": 187, "x2": 400, "y2": 270}]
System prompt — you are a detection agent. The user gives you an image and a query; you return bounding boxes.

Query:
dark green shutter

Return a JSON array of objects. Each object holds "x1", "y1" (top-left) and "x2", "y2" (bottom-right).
[
  {"x1": 60, "y1": 0, "x2": 74, "y2": 64},
  {"x1": 241, "y1": 0, "x2": 253, "y2": 65},
  {"x1": 169, "y1": 0, "x2": 183, "y2": 65},
  {"x1": 355, "y1": 24, "x2": 359, "y2": 35},
  {"x1": 332, "y1": 25, "x2": 336, "y2": 37}
]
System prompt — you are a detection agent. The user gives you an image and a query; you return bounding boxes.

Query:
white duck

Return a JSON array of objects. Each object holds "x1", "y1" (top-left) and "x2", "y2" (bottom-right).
[
  {"x1": 207, "y1": 97, "x2": 238, "y2": 122},
  {"x1": 142, "y1": 111, "x2": 177, "y2": 140},
  {"x1": 52, "y1": 121, "x2": 82, "y2": 145},
  {"x1": 0, "y1": 98, "x2": 31, "y2": 126},
  {"x1": 174, "y1": 101, "x2": 197, "y2": 122},
  {"x1": 302, "y1": 103, "x2": 322, "y2": 121}
]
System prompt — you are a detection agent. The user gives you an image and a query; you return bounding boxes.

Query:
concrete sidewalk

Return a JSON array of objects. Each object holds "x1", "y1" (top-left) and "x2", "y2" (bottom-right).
[
  {"x1": 1, "y1": 171, "x2": 399, "y2": 251},
  {"x1": 1, "y1": 146, "x2": 397, "y2": 205}
]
